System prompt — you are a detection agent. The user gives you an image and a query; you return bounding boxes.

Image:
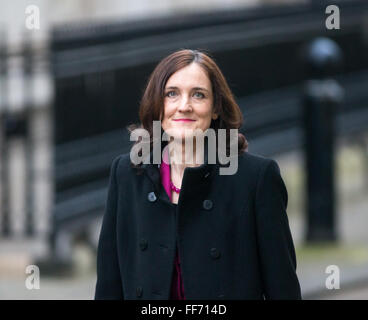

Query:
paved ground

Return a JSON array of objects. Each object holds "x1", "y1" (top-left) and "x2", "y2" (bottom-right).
[
  {"x1": 0, "y1": 274, "x2": 96, "y2": 300},
  {"x1": 314, "y1": 284, "x2": 368, "y2": 300}
]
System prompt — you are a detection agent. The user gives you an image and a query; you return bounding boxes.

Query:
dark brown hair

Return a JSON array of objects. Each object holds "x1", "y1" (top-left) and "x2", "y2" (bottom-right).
[{"x1": 128, "y1": 49, "x2": 248, "y2": 165}]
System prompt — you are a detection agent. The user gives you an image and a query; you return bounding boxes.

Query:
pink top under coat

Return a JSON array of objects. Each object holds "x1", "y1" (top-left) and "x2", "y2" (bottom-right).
[{"x1": 159, "y1": 148, "x2": 185, "y2": 300}]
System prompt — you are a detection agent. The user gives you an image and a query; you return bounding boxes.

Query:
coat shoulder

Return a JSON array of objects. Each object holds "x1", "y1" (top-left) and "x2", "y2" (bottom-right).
[
  {"x1": 113, "y1": 152, "x2": 131, "y2": 168},
  {"x1": 109, "y1": 152, "x2": 135, "y2": 179},
  {"x1": 216, "y1": 151, "x2": 278, "y2": 190},
  {"x1": 237, "y1": 151, "x2": 276, "y2": 174}
]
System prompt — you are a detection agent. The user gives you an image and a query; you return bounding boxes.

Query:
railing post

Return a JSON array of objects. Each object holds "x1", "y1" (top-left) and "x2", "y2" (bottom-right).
[
  {"x1": 0, "y1": 33, "x2": 10, "y2": 237},
  {"x1": 23, "y1": 34, "x2": 35, "y2": 237},
  {"x1": 301, "y1": 37, "x2": 344, "y2": 243}
]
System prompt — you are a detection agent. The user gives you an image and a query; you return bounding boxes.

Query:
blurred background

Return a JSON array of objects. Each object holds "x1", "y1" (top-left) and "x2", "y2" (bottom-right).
[{"x1": 0, "y1": 0, "x2": 368, "y2": 300}]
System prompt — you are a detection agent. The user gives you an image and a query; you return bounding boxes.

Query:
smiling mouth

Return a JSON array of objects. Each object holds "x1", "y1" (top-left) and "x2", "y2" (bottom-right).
[{"x1": 173, "y1": 119, "x2": 196, "y2": 122}]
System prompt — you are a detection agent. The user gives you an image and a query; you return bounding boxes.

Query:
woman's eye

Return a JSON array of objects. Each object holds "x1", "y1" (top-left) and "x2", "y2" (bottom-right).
[
  {"x1": 166, "y1": 91, "x2": 177, "y2": 97},
  {"x1": 194, "y1": 92, "x2": 204, "y2": 98}
]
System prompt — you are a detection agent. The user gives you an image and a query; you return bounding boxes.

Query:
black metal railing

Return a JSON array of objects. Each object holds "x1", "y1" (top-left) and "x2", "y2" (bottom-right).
[{"x1": 0, "y1": 35, "x2": 51, "y2": 239}]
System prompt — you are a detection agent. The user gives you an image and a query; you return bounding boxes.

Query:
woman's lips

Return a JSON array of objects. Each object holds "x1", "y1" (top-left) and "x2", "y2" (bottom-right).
[{"x1": 173, "y1": 119, "x2": 195, "y2": 122}]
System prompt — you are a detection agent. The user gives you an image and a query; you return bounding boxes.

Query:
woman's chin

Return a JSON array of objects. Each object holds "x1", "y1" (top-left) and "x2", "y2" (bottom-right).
[{"x1": 163, "y1": 127, "x2": 198, "y2": 141}]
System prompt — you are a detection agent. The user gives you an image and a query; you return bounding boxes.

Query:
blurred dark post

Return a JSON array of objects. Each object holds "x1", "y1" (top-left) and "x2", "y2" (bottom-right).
[
  {"x1": 0, "y1": 34, "x2": 10, "y2": 237},
  {"x1": 23, "y1": 35, "x2": 34, "y2": 237},
  {"x1": 302, "y1": 37, "x2": 344, "y2": 243}
]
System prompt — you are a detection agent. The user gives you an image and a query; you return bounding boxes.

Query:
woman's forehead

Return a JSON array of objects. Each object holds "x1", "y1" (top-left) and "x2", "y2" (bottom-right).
[{"x1": 165, "y1": 64, "x2": 211, "y2": 89}]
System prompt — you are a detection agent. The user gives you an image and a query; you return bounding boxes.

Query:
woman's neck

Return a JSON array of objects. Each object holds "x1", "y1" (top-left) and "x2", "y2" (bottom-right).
[{"x1": 168, "y1": 139, "x2": 204, "y2": 180}]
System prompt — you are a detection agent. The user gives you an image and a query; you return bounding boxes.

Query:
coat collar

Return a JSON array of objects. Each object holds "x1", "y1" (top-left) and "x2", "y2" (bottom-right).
[{"x1": 140, "y1": 138, "x2": 219, "y2": 201}]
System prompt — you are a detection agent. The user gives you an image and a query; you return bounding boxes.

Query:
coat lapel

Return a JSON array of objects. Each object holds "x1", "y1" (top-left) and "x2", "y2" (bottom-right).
[{"x1": 140, "y1": 138, "x2": 219, "y2": 205}]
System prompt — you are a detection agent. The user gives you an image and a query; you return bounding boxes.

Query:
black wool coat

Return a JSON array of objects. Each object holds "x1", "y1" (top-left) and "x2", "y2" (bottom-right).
[{"x1": 94, "y1": 147, "x2": 302, "y2": 300}]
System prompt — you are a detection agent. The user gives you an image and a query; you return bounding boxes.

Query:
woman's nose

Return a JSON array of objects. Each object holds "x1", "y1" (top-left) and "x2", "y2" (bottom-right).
[{"x1": 178, "y1": 96, "x2": 192, "y2": 112}]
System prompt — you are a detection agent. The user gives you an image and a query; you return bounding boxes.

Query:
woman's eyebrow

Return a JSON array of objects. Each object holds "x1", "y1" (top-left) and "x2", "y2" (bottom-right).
[{"x1": 165, "y1": 86, "x2": 210, "y2": 92}]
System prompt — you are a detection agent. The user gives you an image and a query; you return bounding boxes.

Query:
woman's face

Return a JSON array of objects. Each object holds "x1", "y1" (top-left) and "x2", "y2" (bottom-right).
[{"x1": 161, "y1": 63, "x2": 218, "y2": 141}]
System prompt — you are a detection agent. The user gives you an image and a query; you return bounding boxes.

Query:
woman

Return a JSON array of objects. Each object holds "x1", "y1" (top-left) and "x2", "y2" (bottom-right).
[{"x1": 95, "y1": 49, "x2": 302, "y2": 300}]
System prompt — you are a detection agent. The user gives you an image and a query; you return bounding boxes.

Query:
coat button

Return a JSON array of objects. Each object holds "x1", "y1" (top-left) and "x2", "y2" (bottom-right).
[
  {"x1": 203, "y1": 199, "x2": 213, "y2": 210},
  {"x1": 210, "y1": 247, "x2": 221, "y2": 259},
  {"x1": 139, "y1": 238, "x2": 148, "y2": 251},
  {"x1": 148, "y1": 191, "x2": 157, "y2": 202}
]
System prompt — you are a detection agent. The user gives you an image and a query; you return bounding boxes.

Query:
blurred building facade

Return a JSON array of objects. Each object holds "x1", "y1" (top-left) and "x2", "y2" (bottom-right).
[
  {"x1": 1, "y1": 0, "x2": 368, "y2": 300},
  {"x1": 0, "y1": 0, "x2": 308, "y2": 252}
]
